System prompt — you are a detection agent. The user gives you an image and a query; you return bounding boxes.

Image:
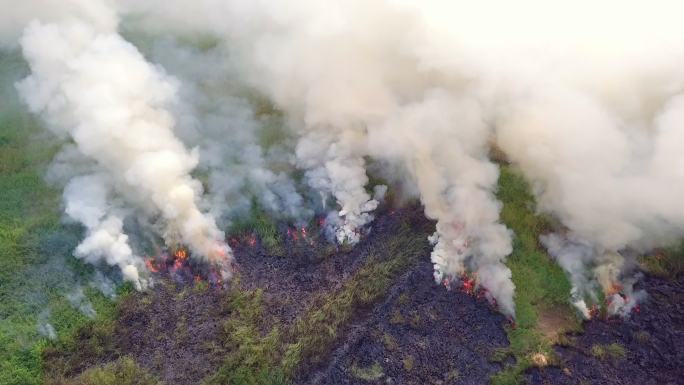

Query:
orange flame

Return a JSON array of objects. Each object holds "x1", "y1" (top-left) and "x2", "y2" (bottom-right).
[
  {"x1": 145, "y1": 258, "x2": 159, "y2": 273},
  {"x1": 248, "y1": 234, "x2": 257, "y2": 247},
  {"x1": 589, "y1": 304, "x2": 600, "y2": 319},
  {"x1": 175, "y1": 249, "x2": 188, "y2": 261},
  {"x1": 605, "y1": 282, "x2": 623, "y2": 297},
  {"x1": 461, "y1": 275, "x2": 476, "y2": 295}
]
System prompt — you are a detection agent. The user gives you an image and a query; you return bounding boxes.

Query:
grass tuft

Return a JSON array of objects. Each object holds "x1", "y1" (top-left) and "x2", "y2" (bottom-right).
[
  {"x1": 349, "y1": 361, "x2": 384, "y2": 381},
  {"x1": 590, "y1": 343, "x2": 626, "y2": 361}
]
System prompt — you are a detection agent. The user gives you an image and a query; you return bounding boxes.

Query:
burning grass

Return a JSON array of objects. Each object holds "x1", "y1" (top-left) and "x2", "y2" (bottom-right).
[
  {"x1": 229, "y1": 202, "x2": 284, "y2": 256},
  {"x1": 640, "y1": 244, "x2": 684, "y2": 280}
]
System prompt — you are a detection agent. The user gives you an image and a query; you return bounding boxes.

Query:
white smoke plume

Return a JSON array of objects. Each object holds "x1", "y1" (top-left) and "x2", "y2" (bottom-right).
[
  {"x1": 135, "y1": 38, "x2": 311, "y2": 225},
  {"x1": 65, "y1": 286, "x2": 97, "y2": 318},
  {"x1": 37, "y1": 310, "x2": 57, "y2": 340},
  {"x1": 14, "y1": 0, "x2": 232, "y2": 289}
]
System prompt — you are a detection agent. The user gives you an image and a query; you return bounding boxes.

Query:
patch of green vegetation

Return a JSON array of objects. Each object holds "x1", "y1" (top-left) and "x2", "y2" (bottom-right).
[
  {"x1": 401, "y1": 355, "x2": 415, "y2": 371},
  {"x1": 389, "y1": 309, "x2": 406, "y2": 325},
  {"x1": 408, "y1": 312, "x2": 421, "y2": 328},
  {"x1": 0, "y1": 50, "x2": 120, "y2": 385},
  {"x1": 491, "y1": 166, "x2": 580, "y2": 385},
  {"x1": 397, "y1": 292, "x2": 410, "y2": 305},
  {"x1": 446, "y1": 369, "x2": 460, "y2": 381},
  {"x1": 381, "y1": 333, "x2": 398, "y2": 352},
  {"x1": 639, "y1": 244, "x2": 684, "y2": 280},
  {"x1": 42, "y1": 315, "x2": 120, "y2": 383},
  {"x1": 59, "y1": 356, "x2": 163, "y2": 385},
  {"x1": 590, "y1": 343, "x2": 626, "y2": 361},
  {"x1": 204, "y1": 287, "x2": 287, "y2": 385},
  {"x1": 349, "y1": 361, "x2": 384, "y2": 381},
  {"x1": 230, "y1": 202, "x2": 283, "y2": 255},
  {"x1": 489, "y1": 347, "x2": 512, "y2": 363}
]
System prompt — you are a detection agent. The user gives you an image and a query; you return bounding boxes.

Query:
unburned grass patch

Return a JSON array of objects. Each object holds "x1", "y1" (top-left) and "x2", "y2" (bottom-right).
[
  {"x1": 349, "y1": 361, "x2": 384, "y2": 381},
  {"x1": 590, "y1": 343, "x2": 626, "y2": 361},
  {"x1": 491, "y1": 166, "x2": 579, "y2": 385}
]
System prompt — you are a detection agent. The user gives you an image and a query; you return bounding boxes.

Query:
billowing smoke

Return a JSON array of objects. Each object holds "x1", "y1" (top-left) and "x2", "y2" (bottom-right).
[
  {"x1": 6, "y1": 0, "x2": 684, "y2": 319},
  {"x1": 118, "y1": 0, "x2": 517, "y2": 314},
  {"x1": 135, "y1": 38, "x2": 312, "y2": 226},
  {"x1": 13, "y1": 0, "x2": 232, "y2": 289}
]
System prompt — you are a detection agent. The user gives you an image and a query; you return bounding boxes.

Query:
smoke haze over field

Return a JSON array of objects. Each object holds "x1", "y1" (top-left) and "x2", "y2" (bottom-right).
[{"x1": 4, "y1": 0, "x2": 684, "y2": 317}]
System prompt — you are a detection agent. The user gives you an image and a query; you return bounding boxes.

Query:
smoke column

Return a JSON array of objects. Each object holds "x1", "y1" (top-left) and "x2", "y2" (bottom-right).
[{"x1": 14, "y1": 0, "x2": 232, "y2": 288}]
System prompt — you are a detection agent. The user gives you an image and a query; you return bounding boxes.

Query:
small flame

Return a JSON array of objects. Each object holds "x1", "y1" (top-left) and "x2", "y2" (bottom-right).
[
  {"x1": 589, "y1": 304, "x2": 600, "y2": 319},
  {"x1": 508, "y1": 317, "x2": 517, "y2": 329},
  {"x1": 175, "y1": 249, "x2": 188, "y2": 261},
  {"x1": 145, "y1": 258, "x2": 159, "y2": 273},
  {"x1": 442, "y1": 278, "x2": 451, "y2": 290},
  {"x1": 461, "y1": 275, "x2": 475, "y2": 295},
  {"x1": 605, "y1": 282, "x2": 623, "y2": 297}
]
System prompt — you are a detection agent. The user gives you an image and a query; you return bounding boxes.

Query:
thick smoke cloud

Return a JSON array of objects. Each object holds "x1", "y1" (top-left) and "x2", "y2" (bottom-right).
[
  {"x1": 6, "y1": 0, "x2": 684, "y2": 318},
  {"x1": 14, "y1": 1, "x2": 232, "y2": 289},
  {"x1": 119, "y1": 0, "x2": 518, "y2": 314},
  {"x1": 136, "y1": 39, "x2": 311, "y2": 226}
]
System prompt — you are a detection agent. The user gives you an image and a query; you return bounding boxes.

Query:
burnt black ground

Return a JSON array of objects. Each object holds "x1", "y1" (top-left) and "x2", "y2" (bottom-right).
[
  {"x1": 45, "y1": 207, "x2": 684, "y2": 385},
  {"x1": 232, "y1": 205, "x2": 434, "y2": 330},
  {"x1": 528, "y1": 274, "x2": 684, "y2": 385},
  {"x1": 297, "y1": 259, "x2": 510, "y2": 385}
]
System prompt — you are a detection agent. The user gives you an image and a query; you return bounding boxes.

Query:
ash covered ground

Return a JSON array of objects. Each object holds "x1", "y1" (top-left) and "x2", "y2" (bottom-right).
[
  {"x1": 41, "y1": 207, "x2": 684, "y2": 385},
  {"x1": 528, "y1": 274, "x2": 684, "y2": 385}
]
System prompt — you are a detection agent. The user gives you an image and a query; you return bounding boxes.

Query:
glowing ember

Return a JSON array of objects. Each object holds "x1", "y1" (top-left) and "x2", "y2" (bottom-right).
[
  {"x1": 442, "y1": 278, "x2": 451, "y2": 289},
  {"x1": 175, "y1": 249, "x2": 188, "y2": 260},
  {"x1": 461, "y1": 275, "x2": 476, "y2": 295},
  {"x1": 589, "y1": 304, "x2": 600, "y2": 319},
  {"x1": 142, "y1": 247, "x2": 227, "y2": 288},
  {"x1": 289, "y1": 227, "x2": 299, "y2": 241},
  {"x1": 172, "y1": 258, "x2": 184, "y2": 272},
  {"x1": 507, "y1": 317, "x2": 517, "y2": 328},
  {"x1": 145, "y1": 258, "x2": 159, "y2": 273}
]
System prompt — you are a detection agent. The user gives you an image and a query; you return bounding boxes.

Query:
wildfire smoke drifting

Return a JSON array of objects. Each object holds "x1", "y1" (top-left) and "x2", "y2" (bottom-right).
[{"x1": 3, "y1": 0, "x2": 684, "y2": 318}]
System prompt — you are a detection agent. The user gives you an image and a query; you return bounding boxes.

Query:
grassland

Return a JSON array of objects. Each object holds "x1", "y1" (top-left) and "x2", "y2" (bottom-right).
[
  {"x1": 491, "y1": 166, "x2": 580, "y2": 385},
  {"x1": 0, "y1": 51, "x2": 119, "y2": 385}
]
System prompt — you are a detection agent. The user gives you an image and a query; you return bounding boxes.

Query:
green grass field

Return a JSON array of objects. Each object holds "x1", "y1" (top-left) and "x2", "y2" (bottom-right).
[{"x1": 0, "y1": 51, "x2": 119, "y2": 385}]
